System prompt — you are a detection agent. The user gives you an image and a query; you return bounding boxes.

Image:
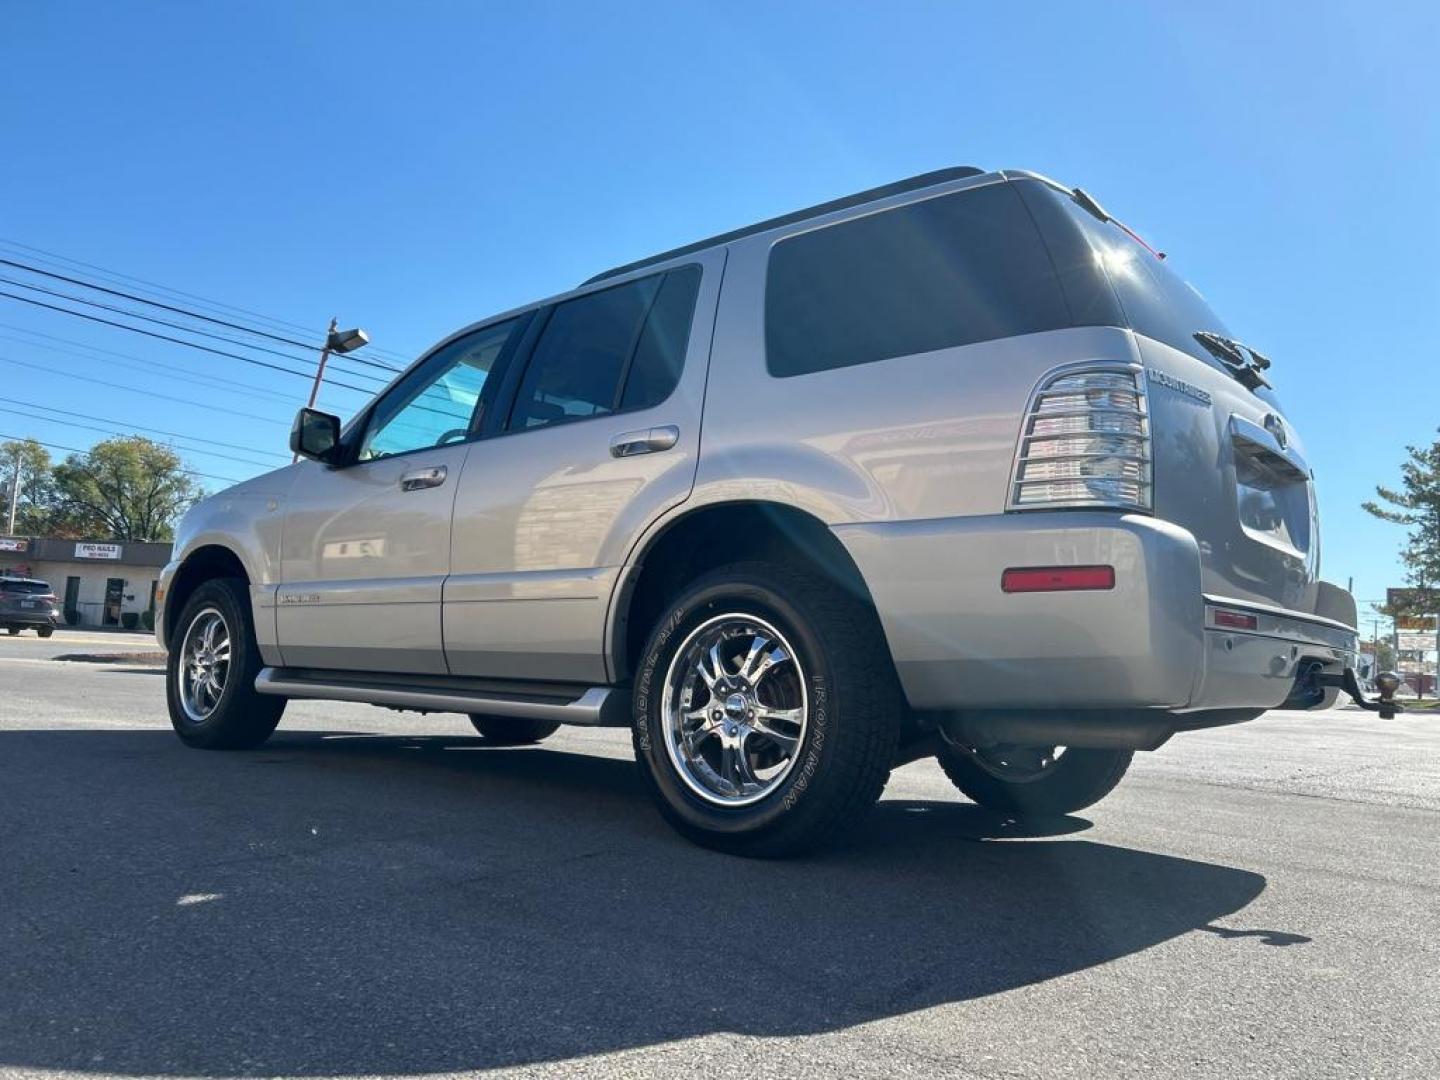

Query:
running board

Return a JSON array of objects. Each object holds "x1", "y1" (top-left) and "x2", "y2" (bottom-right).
[{"x1": 253, "y1": 667, "x2": 629, "y2": 727}]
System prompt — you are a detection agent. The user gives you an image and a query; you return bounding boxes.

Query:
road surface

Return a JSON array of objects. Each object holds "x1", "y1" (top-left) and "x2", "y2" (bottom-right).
[{"x1": 0, "y1": 637, "x2": 1435, "y2": 1078}]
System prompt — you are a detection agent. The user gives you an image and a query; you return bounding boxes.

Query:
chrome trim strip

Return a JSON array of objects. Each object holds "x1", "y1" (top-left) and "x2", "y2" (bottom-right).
[
  {"x1": 253, "y1": 668, "x2": 625, "y2": 726},
  {"x1": 1202, "y1": 594, "x2": 1358, "y2": 634}
]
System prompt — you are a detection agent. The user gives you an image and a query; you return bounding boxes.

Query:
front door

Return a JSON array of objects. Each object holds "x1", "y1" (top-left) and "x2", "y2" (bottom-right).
[
  {"x1": 445, "y1": 252, "x2": 722, "y2": 682},
  {"x1": 103, "y1": 578, "x2": 124, "y2": 626},
  {"x1": 276, "y1": 317, "x2": 525, "y2": 673}
]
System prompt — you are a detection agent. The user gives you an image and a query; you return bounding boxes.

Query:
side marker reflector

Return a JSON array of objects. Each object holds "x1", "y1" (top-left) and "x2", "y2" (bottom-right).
[{"x1": 1001, "y1": 565, "x2": 1116, "y2": 593}]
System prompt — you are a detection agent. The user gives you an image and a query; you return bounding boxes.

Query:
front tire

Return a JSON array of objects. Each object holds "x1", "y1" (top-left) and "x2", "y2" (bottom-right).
[
  {"x1": 632, "y1": 561, "x2": 904, "y2": 858},
  {"x1": 37, "y1": 625, "x2": 54, "y2": 638},
  {"x1": 936, "y1": 743, "x2": 1132, "y2": 816},
  {"x1": 468, "y1": 715, "x2": 561, "y2": 745},
  {"x1": 166, "y1": 577, "x2": 284, "y2": 749}
]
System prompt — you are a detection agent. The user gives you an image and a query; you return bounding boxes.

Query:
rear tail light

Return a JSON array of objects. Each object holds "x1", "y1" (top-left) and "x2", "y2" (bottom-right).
[
  {"x1": 1213, "y1": 609, "x2": 1259, "y2": 631},
  {"x1": 1009, "y1": 366, "x2": 1152, "y2": 512}
]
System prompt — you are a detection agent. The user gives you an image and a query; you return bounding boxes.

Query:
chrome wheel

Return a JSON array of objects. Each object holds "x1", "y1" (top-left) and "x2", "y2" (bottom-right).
[
  {"x1": 177, "y1": 606, "x2": 231, "y2": 724},
  {"x1": 660, "y1": 613, "x2": 809, "y2": 807}
]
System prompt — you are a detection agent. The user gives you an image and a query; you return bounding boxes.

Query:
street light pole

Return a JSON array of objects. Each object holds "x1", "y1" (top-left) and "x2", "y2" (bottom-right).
[
  {"x1": 304, "y1": 317, "x2": 340, "y2": 413},
  {"x1": 293, "y1": 318, "x2": 370, "y2": 462}
]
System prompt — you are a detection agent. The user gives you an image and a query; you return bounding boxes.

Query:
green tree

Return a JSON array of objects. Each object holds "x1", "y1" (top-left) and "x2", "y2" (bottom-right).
[
  {"x1": 1363, "y1": 430, "x2": 1440, "y2": 614},
  {"x1": 52, "y1": 436, "x2": 204, "y2": 541},
  {"x1": 1, "y1": 438, "x2": 57, "y2": 535}
]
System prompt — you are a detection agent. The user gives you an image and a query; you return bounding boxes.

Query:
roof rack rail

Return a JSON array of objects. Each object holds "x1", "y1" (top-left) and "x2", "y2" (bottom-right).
[{"x1": 582, "y1": 165, "x2": 987, "y2": 285}]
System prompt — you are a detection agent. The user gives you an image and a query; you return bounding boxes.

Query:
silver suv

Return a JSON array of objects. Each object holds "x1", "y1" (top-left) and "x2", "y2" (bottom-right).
[{"x1": 157, "y1": 167, "x2": 1361, "y2": 855}]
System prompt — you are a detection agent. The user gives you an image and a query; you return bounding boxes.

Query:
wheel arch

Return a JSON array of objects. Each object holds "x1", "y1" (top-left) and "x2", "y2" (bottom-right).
[
  {"x1": 162, "y1": 544, "x2": 251, "y2": 649},
  {"x1": 609, "y1": 500, "x2": 885, "y2": 682}
]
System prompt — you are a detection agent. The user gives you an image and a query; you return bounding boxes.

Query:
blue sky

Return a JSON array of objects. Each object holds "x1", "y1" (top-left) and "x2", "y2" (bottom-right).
[{"x1": 1, "y1": 0, "x2": 1436, "y2": 612}]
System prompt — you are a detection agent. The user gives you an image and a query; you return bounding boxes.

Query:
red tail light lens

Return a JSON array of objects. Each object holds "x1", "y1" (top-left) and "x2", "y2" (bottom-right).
[
  {"x1": 1213, "y1": 609, "x2": 1259, "y2": 631},
  {"x1": 1001, "y1": 566, "x2": 1116, "y2": 593}
]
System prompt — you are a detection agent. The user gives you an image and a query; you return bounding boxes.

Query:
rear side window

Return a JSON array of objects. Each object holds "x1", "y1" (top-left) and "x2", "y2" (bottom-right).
[
  {"x1": 509, "y1": 266, "x2": 699, "y2": 431},
  {"x1": 765, "y1": 183, "x2": 1072, "y2": 377},
  {"x1": 620, "y1": 266, "x2": 701, "y2": 411}
]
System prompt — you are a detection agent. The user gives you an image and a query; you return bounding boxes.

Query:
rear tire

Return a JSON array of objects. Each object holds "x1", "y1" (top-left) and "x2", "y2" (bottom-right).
[
  {"x1": 6, "y1": 627, "x2": 18, "y2": 635},
  {"x1": 936, "y1": 743, "x2": 1132, "y2": 816},
  {"x1": 37, "y1": 626, "x2": 54, "y2": 638},
  {"x1": 468, "y1": 714, "x2": 561, "y2": 745},
  {"x1": 166, "y1": 577, "x2": 284, "y2": 749},
  {"x1": 632, "y1": 561, "x2": 904, "y2": 858}
]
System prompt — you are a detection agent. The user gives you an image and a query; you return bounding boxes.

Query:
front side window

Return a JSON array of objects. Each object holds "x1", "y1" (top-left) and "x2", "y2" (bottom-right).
[
  {"x1": 765, "y1": 182, "x2": 1072, "y2": 377},
  {"x1": 508, "y1": 266, "x2": 699, "y2": 431},
  {"x1": 360, "y1": 318, "x2": 520, "y2": 460}
]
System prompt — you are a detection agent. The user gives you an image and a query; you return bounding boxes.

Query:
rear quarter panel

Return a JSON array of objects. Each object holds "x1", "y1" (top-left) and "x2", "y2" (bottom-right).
[{"x1": 697, "y1": 230, "x2": 1142, "y2": 527}]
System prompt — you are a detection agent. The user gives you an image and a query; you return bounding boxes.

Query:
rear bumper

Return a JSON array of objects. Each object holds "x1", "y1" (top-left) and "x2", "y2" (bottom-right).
[
  {"x1": 834, "y1": 512, "x2": 1358, "y2": 716},
  {"x1": 1, "y1": 609, "x2": 62, "y2": 628}
]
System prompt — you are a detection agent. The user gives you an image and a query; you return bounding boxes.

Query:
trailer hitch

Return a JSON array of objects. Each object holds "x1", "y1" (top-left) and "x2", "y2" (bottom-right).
[{"x1": 1317, "y1": 668, "x2": 1405, "y2": 720}]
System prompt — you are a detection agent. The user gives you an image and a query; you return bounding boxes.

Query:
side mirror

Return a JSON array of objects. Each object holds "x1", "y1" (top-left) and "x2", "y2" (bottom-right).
[{"x1": 290, "y1": 408, "x2": 342, "y2": 463}]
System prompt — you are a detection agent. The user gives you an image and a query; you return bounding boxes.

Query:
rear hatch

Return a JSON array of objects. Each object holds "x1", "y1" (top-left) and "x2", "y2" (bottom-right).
[
  {"x1": 1139, "y1": 336, "x2": 1318, "y2": 613},
  {"x1": 0, "y1": 578, "x2": 59, "y2": 615},
  {"x1": 1018, "y1": 178, "x2": 1320, "y2": 615}
]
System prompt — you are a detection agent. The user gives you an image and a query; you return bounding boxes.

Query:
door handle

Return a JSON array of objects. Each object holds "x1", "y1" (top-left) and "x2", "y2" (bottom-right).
[
  {"x1": 400, "y1": 465, "x2": 447, "y2": 491},
  {"x1": 610, "y1": 425, "x2": 680, "y2": 458}
]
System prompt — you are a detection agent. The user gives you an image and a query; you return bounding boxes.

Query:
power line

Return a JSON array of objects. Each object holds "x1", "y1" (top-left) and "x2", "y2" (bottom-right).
[
  {"x1": 0, "y1": 397, "x2": 290, "y2": 462},
  {"x1": 0, "y1": 407, "x2": 281, "y2": 470},
  {"x1": 0, "y1": 290, "x2": 385, "y2": 393},
  {"x1": 0, "y1": 273, "x2": 393, "y2": 380},
  {"x1": 0, "y1": 325, "x2": 300, "y2": 406},
  {"x1": 0, "y1": 355, "x2": 289, "y2": 426},
  {"x1": 0, "y1": 255, "x2": 405, "y2": 373},
  {"x1": 0, "y1": 237, "x2": 421, "y2": 366},
  {"x1": 0, "y1": 431, "x2": 243, "y2": 487}
]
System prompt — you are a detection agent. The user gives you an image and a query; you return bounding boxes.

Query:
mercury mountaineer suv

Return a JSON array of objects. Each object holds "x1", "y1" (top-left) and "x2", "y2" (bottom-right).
[{"x1": 156, "y1": 167, "x2": 1370, "y2": 856}]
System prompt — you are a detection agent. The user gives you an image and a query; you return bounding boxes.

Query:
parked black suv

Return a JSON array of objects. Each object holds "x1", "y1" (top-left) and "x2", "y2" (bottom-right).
[{"x1": 1, "y1": 577, "x2": 61, "y2": 637}]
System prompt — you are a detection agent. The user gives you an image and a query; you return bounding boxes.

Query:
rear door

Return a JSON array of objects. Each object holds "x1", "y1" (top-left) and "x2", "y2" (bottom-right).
[{"x1": 443, "y1": 252, "x2": 722, "y2": 682}]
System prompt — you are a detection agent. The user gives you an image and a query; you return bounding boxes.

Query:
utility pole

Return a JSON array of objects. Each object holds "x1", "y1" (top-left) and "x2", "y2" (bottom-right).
[{"x1": 5, "y1": 445, "x2": 19, "y2": 536}]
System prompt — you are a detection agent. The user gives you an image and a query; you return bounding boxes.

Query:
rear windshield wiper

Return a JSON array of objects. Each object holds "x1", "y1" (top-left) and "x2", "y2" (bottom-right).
[{"x1": 1194, "y1": 330, "x2": 1271, "y2": 391}]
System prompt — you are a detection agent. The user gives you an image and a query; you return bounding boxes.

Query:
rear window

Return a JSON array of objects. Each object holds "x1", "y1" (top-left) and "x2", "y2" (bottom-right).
[
  {"x1": 1029, "y1": 183, "x2": 1234, "y2": 363},
  {"x1": 765, "y1": 182, "x2": 1072, "y2": 377},
  {"x1": 0, "y1": 580, "x2": 50, "y2": 594}
]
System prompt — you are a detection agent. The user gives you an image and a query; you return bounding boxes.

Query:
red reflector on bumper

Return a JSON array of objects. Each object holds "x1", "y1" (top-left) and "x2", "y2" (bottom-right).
[
  {"x1": 1001, "y1": 565, "x2": 1115, "y2": 593},
  {"x1": 1213, "y1": 609, "x2": 1259, "y2": 630}
]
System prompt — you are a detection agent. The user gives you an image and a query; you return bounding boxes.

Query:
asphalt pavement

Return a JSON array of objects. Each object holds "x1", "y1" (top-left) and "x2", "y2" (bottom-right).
[{"x1": 0, "y1": 636, "x2": 1435, "y2": 1079}]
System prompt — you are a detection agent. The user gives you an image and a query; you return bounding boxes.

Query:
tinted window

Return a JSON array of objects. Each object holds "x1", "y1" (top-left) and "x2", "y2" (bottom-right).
[
  {"x1": 1030, "y1": 183, "x2": 1236, "y2": 365},
  {"x1": 765, "y1": 183, "x2": 1071, "y2": 377},
  {"x1": 0, "y1": 580, "x2": 50, "y2": 594},
  {"x1": 510, "y1": 268, "x2": 698, "y2": 431},
  {"x1": 620, "y1": 266, "x2": 701, "y2": 411},
  {"x1": 361, "y1": 318, "x2": 519, "y2": 460}
]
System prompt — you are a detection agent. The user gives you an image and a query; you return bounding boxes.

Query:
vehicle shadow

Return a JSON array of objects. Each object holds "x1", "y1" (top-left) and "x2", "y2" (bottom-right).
[{"x1": 0, "y1": 728, "x2": 1267, "y2": 1076}]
